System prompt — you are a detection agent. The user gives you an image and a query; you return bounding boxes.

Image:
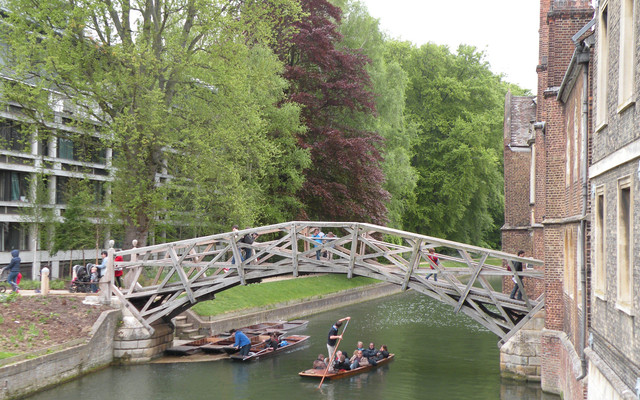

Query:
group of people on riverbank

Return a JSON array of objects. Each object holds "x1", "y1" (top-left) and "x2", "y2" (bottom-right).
[{"x1": 313, "y1": 317, "x2": 389, "y2": 372}]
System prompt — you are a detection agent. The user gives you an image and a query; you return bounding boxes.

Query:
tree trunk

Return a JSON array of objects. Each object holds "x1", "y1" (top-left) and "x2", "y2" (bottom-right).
[{"x1": 124, "y1": 222, "x2": 149, "y2": 250}]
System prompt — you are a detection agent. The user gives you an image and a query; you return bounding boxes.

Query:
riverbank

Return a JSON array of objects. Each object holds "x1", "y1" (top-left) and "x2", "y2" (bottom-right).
[
  {"x1": 164, "y1": 281, "x2": 401, "y2": 361},
  {"x1": 0, "y1": 278, "x2": 400, "y2": 399}
]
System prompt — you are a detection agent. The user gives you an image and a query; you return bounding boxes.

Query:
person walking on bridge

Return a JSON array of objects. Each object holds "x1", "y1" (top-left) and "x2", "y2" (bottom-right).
[
  {"x1": 509, "y1": 250, "x2": 525, "y2": 300},
  {"x1": 312, "y1": 228, "x2": 325, "y2": 260},
  {"x1": 426, "y1": 248, "x2": 439, "y2": 281}
]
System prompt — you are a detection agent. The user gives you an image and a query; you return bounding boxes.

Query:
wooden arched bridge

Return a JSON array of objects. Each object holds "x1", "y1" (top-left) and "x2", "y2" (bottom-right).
[{"x1": 105, "y1": 221, "x2": 543, "y2": 345}]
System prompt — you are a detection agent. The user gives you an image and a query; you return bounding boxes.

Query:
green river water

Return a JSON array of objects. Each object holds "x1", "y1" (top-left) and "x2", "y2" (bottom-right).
[{"x1": 28, "y1": 291, "x2": 560, "y2": 400}]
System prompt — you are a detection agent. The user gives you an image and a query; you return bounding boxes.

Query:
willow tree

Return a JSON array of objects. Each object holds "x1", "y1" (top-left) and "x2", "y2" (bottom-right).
[{"x1": 0, "y1": 0, "x2": 305, "y2": 246}]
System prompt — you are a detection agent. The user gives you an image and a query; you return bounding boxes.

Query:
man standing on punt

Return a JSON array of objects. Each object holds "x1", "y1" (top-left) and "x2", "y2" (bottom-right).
[
  {"x1": 327, "y1": 317, "x2": 350, "y2": 358},
  {"x1": 230, "y1": 329, "x2": 252, "y2": 356}
]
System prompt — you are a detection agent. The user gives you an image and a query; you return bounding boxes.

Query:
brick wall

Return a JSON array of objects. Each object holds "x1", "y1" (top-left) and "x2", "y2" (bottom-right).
[{"x1": 505, "y1": 0, "x2": 595, "y2": 397}]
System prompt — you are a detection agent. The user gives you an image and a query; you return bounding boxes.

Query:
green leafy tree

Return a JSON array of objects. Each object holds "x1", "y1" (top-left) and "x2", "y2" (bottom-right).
[
  {"x1": 333, "y1": 0, "x2": 418, "y2": 229},
  {"x1": 0, "y1": 0, "x2": 305, "y2": 246},
  {"x1": 19, "y1": 172, "x2": 57, "y2": 273},
  {"x1": 51, "y1": 184, "x2": 95, "y2": 277},
  {"x1": 397, "y1": 42, "x2": 514, "y2": 248}
]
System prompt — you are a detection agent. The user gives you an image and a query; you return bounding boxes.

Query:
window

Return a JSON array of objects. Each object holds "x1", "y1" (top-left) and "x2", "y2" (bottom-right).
[
  {"x1": 0, "y1": 170, "x2": 28, "y2": 201},
  {"x1": 0, "y1": 119, "x2": 29, "y2": 152},
  {"x1": 618, "y1": 0, "x2": 635, "y2": 108},
  {"x1": 57, "y1": 135, "x2": 106, "y2": 164},
  {"x1": 92, "y1": 180, "x2": 105, "y2": 205},
  {"x1": 0, "y1": 222, "x2": 28, "y2": 251},
  {"x1": 617, "y1": 177, "x2": 632, "y2": 308},
  {"x1": 530, "y1": 143, "x2": 536, "y2": 205},
  {"x1": 594, "y1": 187, "x2": 605, "y2": 296},
  {"x1": 58, "y1": 137, "x2": 74, "y2": 160},
  {"x1": 596, "y1": 3, "x2": 609, "y2": 126},
  {"x1": 55, "y1": 176, "x2": 68, "y2": 204}
]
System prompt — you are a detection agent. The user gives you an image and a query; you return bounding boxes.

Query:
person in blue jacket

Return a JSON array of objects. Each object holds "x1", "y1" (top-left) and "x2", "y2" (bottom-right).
[
  {"x1": 230, "y1": 329, "x2": 252, "y2": 356},
  {"x1": 97, "y1": 250, "x2": 108, "y2": 278},
  {"x1": 7, "y1": 249, "x2": 21, "y2": 292}
]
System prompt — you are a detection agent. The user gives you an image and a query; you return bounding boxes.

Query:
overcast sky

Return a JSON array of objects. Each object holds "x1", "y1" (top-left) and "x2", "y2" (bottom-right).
[{"x1": 358, "y1": 0, "x2": 540, "y2": 91}]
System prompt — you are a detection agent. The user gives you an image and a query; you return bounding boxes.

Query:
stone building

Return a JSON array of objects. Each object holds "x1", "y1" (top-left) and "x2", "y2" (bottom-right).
[
  {"x1": 503, "y1": 0, "x2": 595, "y2": 398},
  {"x1": 585, "y1": 0, "x2": 640, "y2": 398},
  {"x1": 0, "y1": 108, "x2": 111, "y2": 279}
]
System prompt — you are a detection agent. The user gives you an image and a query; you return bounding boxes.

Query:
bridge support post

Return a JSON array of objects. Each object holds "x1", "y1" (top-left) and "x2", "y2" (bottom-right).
[
  {"x1": 113, "y1": 307, "x2": 174, "y2": 364},
  {"x1": 499, "y1": 310, "x2": 545, "y2": 381}
]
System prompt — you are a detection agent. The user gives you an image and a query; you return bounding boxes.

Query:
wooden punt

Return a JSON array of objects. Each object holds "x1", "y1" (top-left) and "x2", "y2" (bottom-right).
[
  {"x1": 165, "y1": 319, "x2": 308, "y2": 356},
  {"x1": 229, "y1": 335, "x2": 310, "y2": 361},
  {"x1": 206, "y1": 334, "x2": 271, "y2": 354},
  {"x1": 298, "y1": 354, "x2": 395, "y2": 380},
  {"x1": 222, "y1": 320, "x2": 308, "y2": 336},
  {"x1": 165, "y1": 336, "x2": 230, "y2": 356}
]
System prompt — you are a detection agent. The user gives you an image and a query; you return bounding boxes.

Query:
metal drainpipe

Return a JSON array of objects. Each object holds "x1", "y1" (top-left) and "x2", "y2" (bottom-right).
[{"x1": 576, "y1": 43, "x2": 590, "y2": 381}]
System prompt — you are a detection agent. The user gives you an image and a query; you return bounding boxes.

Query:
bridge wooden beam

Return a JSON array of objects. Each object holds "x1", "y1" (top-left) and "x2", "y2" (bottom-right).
[
  {"x1": 111, "y1": 287, "x2": 156, "y2": 335},
  {"x1": 476, "y1": 274, "x2": 515, "y2": 329},
  {"x1": 124, "y1": 251, "x2": 150, "y2": 296},
  {"x1": 455, "y1": 251, "x2": 487, "y2": 313},
  {"x1": 229, "y1": 236, "x2": 245, "y2": 285},
  {"x1": 498, "y1": 295, "x2": 545, "y2": 347},
  {"x1": 291, "y1": 225, "x2": 299, "y2": 277},
  {"x1": 402, "y1": 239, "x2": 423, "y2": 291},
  {"x1": 347, "y1": 225, "x2": 359, "y2": 279},
  {"x1": 357, "y1": 236, "x2": 412, "y2": 271},
  {"x1": 169, "y1": 244, "x2": 196, "y2": 304}
]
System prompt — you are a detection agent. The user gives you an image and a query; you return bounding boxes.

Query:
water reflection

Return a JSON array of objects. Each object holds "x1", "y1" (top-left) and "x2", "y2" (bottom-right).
[{"x1": 27, "y1": 291, "x2": 558, "y2": 400}]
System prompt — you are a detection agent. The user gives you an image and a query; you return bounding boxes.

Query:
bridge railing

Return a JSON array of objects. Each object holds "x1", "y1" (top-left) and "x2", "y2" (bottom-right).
[{"x1": 107, "y1": 221, "x2": 543, "y2": 342}]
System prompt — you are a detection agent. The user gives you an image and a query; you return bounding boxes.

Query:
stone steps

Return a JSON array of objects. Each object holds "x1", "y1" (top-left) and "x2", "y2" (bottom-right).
[{"x1": 173, "y1": 315, "x2": 204, "y2": 340}]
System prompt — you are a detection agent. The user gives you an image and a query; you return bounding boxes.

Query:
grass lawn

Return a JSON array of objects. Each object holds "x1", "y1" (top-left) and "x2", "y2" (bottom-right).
[
  {"x1": 0, "y1": 352, "x2": 18, "y2": 360},
  {"x1": 191, "y1": 274, "x2": 379, "y2": 317}
]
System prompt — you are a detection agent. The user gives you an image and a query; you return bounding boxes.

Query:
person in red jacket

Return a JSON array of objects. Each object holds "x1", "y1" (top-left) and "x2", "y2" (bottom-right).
[
  {"x1": 114, "y1": 254, "x2": 124, "y2": 289},
  {"x1": 426, "y1": 248, "x2": 439, "y2": 281}
]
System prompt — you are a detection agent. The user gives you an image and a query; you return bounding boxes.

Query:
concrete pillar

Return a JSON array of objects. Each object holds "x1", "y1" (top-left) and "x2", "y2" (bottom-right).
[
  {"x1": 99, "y1": 240, "x2": 114, "y2": 305},
  {"x1": 40, "y1": 266, "x2": 50, "y2": 295},
  {"x1": 500, "y1": 310, "x2": 545, "y2": 381},
  {"x1": 113, "y1": 307, "x2": 173, "y2": 364}
]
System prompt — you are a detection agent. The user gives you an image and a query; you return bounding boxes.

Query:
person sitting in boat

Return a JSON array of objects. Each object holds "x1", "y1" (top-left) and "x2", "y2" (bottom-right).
[
  {"x1": 368, "y1": 344, "x2": 389, "y2": 365},
  {"x1": 266, "y1": 333, "x2": 280, "y2": 349},
  {"x1": 353, "y1": 341, "x2": 365, "y2": 354},
  {"x1": 362, "y1": 342, "x2": 377, "y2": 358},
  {"x1": 328, "y1": 350, "x2": 343, "y2": 371},
  {"x1": 332, "y1": 353, "x2": 351, "y2": 371},
  {"x1": 229, "y1": 329, "x2": 252, "y2": 356},
  {"x1": 374, "y1": 344, "x2": 389, "y2": 360},
  {"x1": 313, "y1": 354, "x2": 327, "y2": 370},
  {"x1": 349, "y1": 349, "x2": 369, "y2": 370}
]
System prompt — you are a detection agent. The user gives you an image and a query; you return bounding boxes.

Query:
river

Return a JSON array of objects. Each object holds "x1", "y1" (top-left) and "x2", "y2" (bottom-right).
[{"x1": 29, "y1": 291, "x2": 559, "y2": 400}]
